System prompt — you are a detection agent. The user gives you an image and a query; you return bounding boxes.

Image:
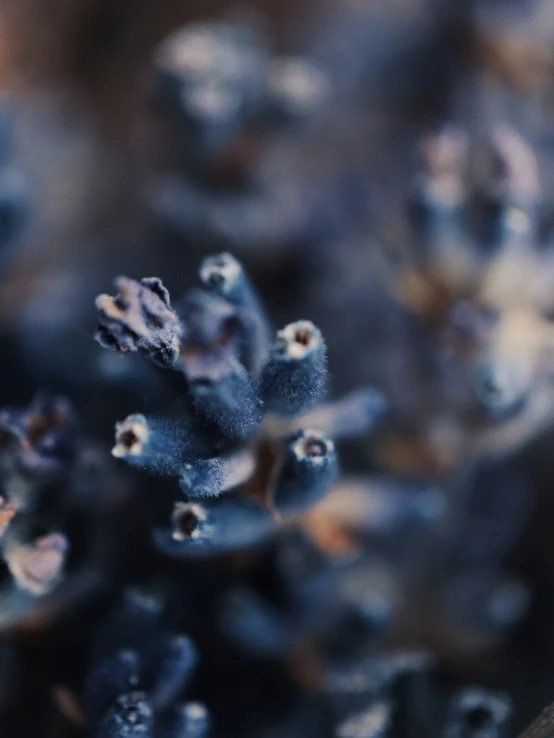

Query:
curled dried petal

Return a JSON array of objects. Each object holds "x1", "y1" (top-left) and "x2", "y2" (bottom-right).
[{"x1": 95, "y1": 277, "x2": 182, "y2": 368}]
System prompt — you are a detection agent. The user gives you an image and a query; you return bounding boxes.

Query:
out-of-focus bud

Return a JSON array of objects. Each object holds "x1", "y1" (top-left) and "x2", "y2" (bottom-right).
[{"x1": 3, "y1": 531, "x2": 68, "y2": 596}]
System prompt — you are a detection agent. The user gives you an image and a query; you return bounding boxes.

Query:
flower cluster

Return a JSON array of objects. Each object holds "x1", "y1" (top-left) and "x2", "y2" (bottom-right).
[
  {"x1": 401, "y1": 124, "x2": 554, "y2": 461},
  {"x1": 0, "y1": 393, "x2": 126, "y2": 631},
  {"x1": 85, "y1": 590, "x2": 204, "y2": 738},
  {"x1": 95, "y1": 252, "x2": 386, "y2": 557}
]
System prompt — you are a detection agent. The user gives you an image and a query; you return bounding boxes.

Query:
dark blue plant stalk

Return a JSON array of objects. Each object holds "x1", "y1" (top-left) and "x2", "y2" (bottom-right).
[
  {"x1": 189, "y1": 358, "x2": 262, "y2": 440},
  {"x1": 282, "y1": 387, "x2": 387, "y2": 439},
  {"x1": 273, "y1": 429, "x2": 337, "y2": 513},
  {"x1": 179, "y1": 288, "x2": 242, "y2": 379},
  {"x1": 144, "y1": 635, "x2": 197, "y2": 712},
  {"x1": 155, "y1": 497, "x2": 276, "y2": 558},
  {"x1": 261, "y1": 321, "x2": 327, "y2": 417},
  {"x1": 179, "y1": 449, "x2": 256, "y2": 498},
  {"x1": 112, "y1": 415, "x2": 203, "y2": 475},
  {"x1": 199, "y1": 252, "x2": 271, "y2": 374}
]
